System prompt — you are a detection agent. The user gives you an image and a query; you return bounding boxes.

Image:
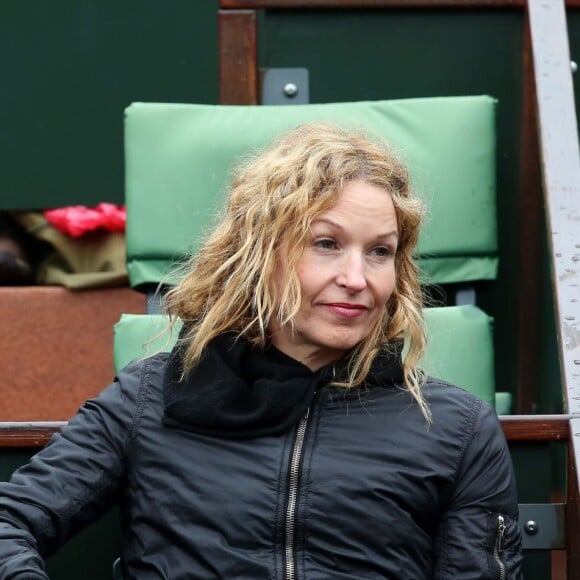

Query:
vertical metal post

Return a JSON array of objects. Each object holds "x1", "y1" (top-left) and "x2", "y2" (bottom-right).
[
  {"x1": 527, "y1": 0, "x2": 580, "y2": 416},
  {"x1": 527, "y1": 4, "x2": 580, "y2": 570}
]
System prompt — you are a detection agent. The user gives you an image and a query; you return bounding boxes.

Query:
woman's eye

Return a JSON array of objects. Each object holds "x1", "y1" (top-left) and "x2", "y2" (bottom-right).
[
  {"x1": 314, "y1": 238, "x2": 338, "y2": 250},
  {"x1": 371, "y1": 246, "x2": 395, "y2": 259}
]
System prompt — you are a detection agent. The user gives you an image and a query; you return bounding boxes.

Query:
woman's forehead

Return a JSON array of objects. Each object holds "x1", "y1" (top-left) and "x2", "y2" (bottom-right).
[{"x1": 313, "y1": 181, "x2": 395, "y2": 223}]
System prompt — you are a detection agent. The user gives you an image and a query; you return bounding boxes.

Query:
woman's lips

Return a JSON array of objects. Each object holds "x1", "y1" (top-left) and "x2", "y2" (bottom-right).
[{"x1": 325, "y1": 303, "x2": 368, "y2": 318}]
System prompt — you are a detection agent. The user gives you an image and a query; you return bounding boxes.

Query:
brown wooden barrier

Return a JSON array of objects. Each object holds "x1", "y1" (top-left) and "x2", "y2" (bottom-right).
[
  {"x1": 0, "y1": 287, "x2": 146, "y2": 421},
  {"x1": 0, "y1": 423, "x2": 65, "y2": 448}
]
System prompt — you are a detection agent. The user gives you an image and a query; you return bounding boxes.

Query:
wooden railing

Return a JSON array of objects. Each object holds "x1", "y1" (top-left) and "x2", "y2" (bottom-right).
[
  {"x1": 0, "y1": 422, "x2": 66, "y2": 447},
  {"x1": 0, "y1": 415, "x2": 569, "y2": 446}
]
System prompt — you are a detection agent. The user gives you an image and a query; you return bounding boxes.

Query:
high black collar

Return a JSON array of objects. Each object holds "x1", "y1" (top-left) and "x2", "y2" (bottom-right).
[{"x1": 162, "y1": 333, "x2": 403, "y2": 439}]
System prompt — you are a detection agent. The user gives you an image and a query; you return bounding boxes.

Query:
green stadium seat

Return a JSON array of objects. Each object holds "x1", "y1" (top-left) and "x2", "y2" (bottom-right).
[{"x1": 121, "y1": 97, "x2": 509, "y2": 412}]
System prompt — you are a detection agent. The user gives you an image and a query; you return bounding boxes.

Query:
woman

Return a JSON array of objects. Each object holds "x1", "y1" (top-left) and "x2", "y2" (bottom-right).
[{"x1": 0, "y1": 123, "x2": 522, "y2": 578}]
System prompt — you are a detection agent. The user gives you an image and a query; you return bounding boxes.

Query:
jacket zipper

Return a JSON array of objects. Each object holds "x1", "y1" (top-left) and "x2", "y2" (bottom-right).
[
  {"x1": 284, "y1": 407, "x2": 311, "y2": 580},
  {"x1": 493, "y1": 514, "x2": 506, "y2": 580}
]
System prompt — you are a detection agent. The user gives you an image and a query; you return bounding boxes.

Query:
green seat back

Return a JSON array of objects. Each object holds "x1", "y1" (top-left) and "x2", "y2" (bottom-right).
[
  {"x1": 114, "y1": 307, "x2": 506, "y2": 409},
  {"x1": 125, "y1": 97, "x2": 497, "y2": 289},
  {"x1": 122, "y1": 96, "x2": 507, "y2": 411}
]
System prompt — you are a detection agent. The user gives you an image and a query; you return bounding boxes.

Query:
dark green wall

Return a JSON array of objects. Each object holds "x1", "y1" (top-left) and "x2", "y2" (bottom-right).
[{"x1": 0, "y1": 0, "x2": 218, "y2": 209}]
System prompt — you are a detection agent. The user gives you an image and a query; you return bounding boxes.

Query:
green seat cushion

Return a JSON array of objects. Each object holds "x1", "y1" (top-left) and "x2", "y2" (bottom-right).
[
  {"x1": 422, "y1": 305, "x2": 494, "y2": 405},
  {"x1": 114, "y1": 305, "x2": 500, "y2": 409},
  {"x1": 125, "y1": 96, "x2": 497, "y2": 289}
]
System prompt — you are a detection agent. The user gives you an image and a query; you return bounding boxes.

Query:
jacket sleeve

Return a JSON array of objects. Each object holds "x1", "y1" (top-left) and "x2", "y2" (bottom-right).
[
  {"x1": 0, "y1": 362, "x2": 145, "y2": 579},
  {"x1": 433, "y1": 399, "x2": 523, "y2": 579}
]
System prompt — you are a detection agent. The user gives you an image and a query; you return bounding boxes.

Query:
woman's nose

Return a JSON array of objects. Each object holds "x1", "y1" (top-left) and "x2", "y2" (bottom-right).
[{"x1": 336, "y1": 252, "x2": 367, "y2": 292}]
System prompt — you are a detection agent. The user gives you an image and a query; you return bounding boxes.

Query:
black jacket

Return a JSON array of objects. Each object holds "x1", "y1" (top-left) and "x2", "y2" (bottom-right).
[{"x1": 0, "y1": 336, "x2": 522, "y2": 579}]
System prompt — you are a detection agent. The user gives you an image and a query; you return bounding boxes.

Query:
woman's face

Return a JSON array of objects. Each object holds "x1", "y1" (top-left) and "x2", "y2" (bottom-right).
[{"x1": 271, "y1": 179, "x2": 398, "y2": 370}]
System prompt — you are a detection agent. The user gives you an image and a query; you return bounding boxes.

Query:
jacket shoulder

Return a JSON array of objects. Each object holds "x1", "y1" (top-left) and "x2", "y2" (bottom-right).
[
  {"x1": 106, "y1": 353, "x2": 169, "y2": 437},
  {"x1": 423, "y1": 376, "x2": 496, "y2": 425}
]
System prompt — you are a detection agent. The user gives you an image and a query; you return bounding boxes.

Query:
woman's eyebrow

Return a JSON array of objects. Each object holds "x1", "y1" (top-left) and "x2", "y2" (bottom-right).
[{"x1": 312, "y1": 217, "x2": 398, "y2": 239}]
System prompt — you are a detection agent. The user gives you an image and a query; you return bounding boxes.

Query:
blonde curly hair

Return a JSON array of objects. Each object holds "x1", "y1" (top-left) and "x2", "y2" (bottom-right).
[{"x1": 164, "y1": 122, "x2": 429, "y2": 418}]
